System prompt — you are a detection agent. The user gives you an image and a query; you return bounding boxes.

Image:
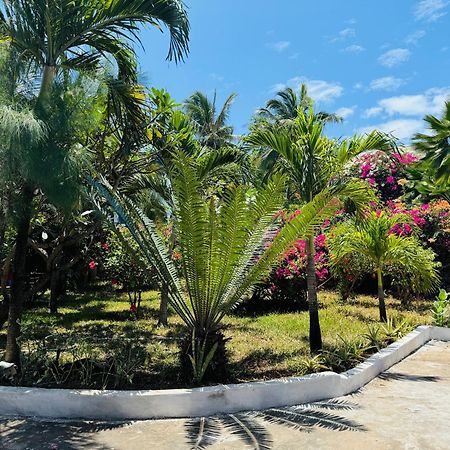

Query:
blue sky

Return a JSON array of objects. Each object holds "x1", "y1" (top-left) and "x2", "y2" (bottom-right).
[{"x1": 137, "y1": 0, "x2": 450, "y2": 142}]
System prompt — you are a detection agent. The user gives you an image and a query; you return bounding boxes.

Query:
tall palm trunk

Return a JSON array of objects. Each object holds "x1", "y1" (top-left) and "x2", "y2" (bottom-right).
[
  {"x1": 306, "y1": 235, "x2": 322, "y2": 353},
  {"x1": 376, "y1": 267, "x2": 387, "y2": 322},
  {"x1": 0, "y1": 200, "x2": 9, "y2": 329},
  {"x1": 5, "y1": 65, "x2": 56, "y2": 364},
  {"x1": 5, "y1": 183, "x2": 34, "y2": 364}
]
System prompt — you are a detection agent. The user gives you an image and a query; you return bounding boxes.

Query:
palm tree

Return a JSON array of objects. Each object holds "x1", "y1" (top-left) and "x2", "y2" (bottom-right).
[
  {"x1": 329, "y1": 211, "x2": 440, "y2": 322},
  {"x1": 184, "y1": 91, "x2": 237, "y2": 149},
  {"x1": 246, "y1": 105, "x2": 397, "y2": 352},
  {"x1": 413, "y1": 101, "x2": 450, "y2": 184},
  {"x1": 91, "y1": 150, "x2": 345, "y2": 383},
  {"x1": 411, "y1": 101, "x2": 450, "y2": 201},
  {"x1": 257, "y1": 84, "x2": 342, "y2": 124},
  {"x1": 0, "y1": 0, "x2": 190, "y2": 364}
]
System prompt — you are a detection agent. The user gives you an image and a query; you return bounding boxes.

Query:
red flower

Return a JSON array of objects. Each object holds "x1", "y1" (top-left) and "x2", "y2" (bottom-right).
[
  {"x1": 111, "y1": 278, "x2": 118, "y2": 286},
  {"x1": 88, "y1": 260, "x2": 96, "y2": 270},
  {"x1": 101, "y1": 242, "x2": 110, "y2": 251},
  {"x1": 130, "y1": 304, "x2": 137, "y2": 313}
]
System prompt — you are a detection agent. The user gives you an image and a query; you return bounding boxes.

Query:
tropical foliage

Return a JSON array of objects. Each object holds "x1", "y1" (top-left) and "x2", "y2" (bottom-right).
[{"x1": 328, "y1": 210, "x2": 440, "y2": 321}]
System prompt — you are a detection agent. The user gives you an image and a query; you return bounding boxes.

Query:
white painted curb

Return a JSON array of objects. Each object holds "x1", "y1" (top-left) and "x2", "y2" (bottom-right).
[{"x1": 0, "y1": 325, "x2": 449, "y2": 420}]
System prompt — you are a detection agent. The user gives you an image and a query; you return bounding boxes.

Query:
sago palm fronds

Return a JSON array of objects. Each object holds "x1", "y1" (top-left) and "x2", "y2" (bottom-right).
[{"x1": 90, "y1": 150, "x2": 345, "y2": 380}]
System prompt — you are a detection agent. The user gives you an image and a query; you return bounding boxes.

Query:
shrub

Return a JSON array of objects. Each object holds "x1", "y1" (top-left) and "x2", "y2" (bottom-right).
[
  {"x1": 101, "y1": 229, "x2": 157, "y2": 314},
  {"x1": 349, "y1": 150, "x2": 417, "y2": 202},
  {"x1": 432, "y1": 289, "x2": 450, "y2": 327},
  {"x1": 259, "y1": 212, "x2": 331, "y2": 309}
]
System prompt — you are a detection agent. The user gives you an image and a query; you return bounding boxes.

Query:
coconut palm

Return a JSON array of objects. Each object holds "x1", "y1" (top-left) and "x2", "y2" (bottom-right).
[
  {"x1": 90, "y1": 149, "x2": 350, "y2": 382},
  {"x1": 258, "y1": 83, "x2": 342, "y2": 124},
  {"x1": 246, "y1": 105, "x2": 397, "y2": 352},
  {"x1": 329, "y1": 211, "x2": 440, "y2": 322},
  {"x1": 184, "y1": 91, "x2": 237, "y2": 149},
  {"x1": 0, "y1": 0, "x2": 190, "y2": 364},
  {"x1": 411, "y1": 101, "x2": 450, "y2": 201},
  {"x1": 413, "y1": 101, "x2": 450, "y2": 184}
]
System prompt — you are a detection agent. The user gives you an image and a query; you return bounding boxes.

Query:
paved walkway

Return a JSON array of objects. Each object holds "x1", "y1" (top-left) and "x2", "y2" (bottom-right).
[{"x1": 1, "y1": 340, "x2": 450, "y2": 450}]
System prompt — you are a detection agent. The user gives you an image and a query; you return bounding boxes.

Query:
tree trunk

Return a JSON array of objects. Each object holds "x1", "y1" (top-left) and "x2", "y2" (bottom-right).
[
  {"x1": 377, "y1": 267, "x2": 387, "y2": 322},
  {"x1": 0, "y1": 296, "x2": 8, "y2": 330},
  {"x1": 158, "y1": 284, "x2": 169, "y2": 327},
  {"x1": 5, "y1": 183, "x2": 34, "y2": 365},
  {"x1": 49, "y1": 269, "x2": 61, "y2": 314},
  {"x1": 0, "y1": 251, "x2": 12, "y2": 330},
  {"x1": 306, "y1": 235, "x2": 322, "y2": 353}
]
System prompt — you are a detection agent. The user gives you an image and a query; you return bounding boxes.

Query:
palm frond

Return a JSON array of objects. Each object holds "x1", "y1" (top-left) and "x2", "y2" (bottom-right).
[
  {"x1": 185, "y1": 417, "x2": 221, "y2": 450},
  {"x1": 221, "y1": 414, "x2": 272, "y2": 450},
  {"x1": 258, "y1": 407, "x2": 365, "y2": 432}
]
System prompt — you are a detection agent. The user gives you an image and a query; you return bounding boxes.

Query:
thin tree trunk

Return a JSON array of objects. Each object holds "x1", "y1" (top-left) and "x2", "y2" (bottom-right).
[
  {"x1": 0, "y1": 195, "x2": 6, "y2": 251},
  {"x1": 377, "y1": 267, "x2": 387, "y2": 322},
  {"x1": 0, "y1": 251, "x2": 13, "y2": 330},
  {"x1": 49, "y1": 269, "x2": 60, "y2": 314},
  {"x1": 5, "y1": 183, "x2": 34, "y2": 365},
  {"x1": 158, "y1": 284, "x2": 169, "y2": 327},
  {"x1": 0, "y1": 296, "x2": 8, "y2": 330},
  {"x1": 306, "y1": 235, "x2": 322, "y2": 353}
]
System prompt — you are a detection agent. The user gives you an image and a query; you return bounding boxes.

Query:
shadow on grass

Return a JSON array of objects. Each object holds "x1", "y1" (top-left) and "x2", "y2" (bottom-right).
[
  {"x1": 229, "y1": 347, "x2": 308, "y2": 380},
  {"x1": 0, "y1": 418, "x2": 130, "y2": 450}
]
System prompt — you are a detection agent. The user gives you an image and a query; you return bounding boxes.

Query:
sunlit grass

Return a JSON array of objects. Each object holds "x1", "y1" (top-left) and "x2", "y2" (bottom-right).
[{"x1": 5, "y1": 289, "x2": 432, "y2": 387}]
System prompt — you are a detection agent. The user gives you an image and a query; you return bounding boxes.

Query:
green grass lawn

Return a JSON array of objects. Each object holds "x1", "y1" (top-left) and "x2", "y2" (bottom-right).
[{"x1": 2, "y1": 288, "x2": 432, "y2": 389}]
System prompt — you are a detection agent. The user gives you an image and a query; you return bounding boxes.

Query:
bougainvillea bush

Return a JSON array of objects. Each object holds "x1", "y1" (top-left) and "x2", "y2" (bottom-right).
[
  {"x1": 386, "y1": 199, "x2": 450, "y2": 289},
  {"x1": 253, "y1": 210, "x2": 331, "y2": 309},
  {"x1": 349, "y1": 150, "x2": 418, "y2": 202}
]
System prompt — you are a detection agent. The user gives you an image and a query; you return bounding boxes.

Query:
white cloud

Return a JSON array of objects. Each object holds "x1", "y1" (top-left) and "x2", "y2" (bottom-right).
[
  {"x1": 353, "y1": 82, "x2": 364, "y2": 90},
  {"x1": 378, "y1": 48, "x2": 411, "y2": 67},
  {"x1": 336, "y1": 106, "x2": 356, "y2": 119},
  {"x1": 267, "y1": 41, "x2": 291, "y2": 52},
  {"x1": 329, "y1": 27, "x2": 356, "y2": 43},
  {"x1": 369, "y1": 76, "x2": 405, "y2": 91},
  {"x1": 405, "y1": 30, "x2": 426, "y2": 45},
  {"x1": 360, "y1": 119, "x2": 425, "y2": 140},
  {"x1": 339, "y1": 28, "x2": 356, "y2": 38},
  {"x1": 378, "y1": 87, "x2": 450, "y2": 116},
  {"x1": 341, "y1": 44, "x2": 365, "y2": 54},
  {"x1": 363, "y1": 107, "x2": 383, "y2": 118},
  {"x1": 414, "y1": 0, "x2": 448, "y2": 22},
  {"x1": 271, "y1": 77, "x2": 344, "y2": 103}
]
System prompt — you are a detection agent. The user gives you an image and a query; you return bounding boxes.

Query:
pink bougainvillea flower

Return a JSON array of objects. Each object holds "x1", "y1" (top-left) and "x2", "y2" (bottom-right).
[
  {"x1": 101, "y1": 242, "x2": 110, "y2": 251},
  {"x1": 386, "y1": 176, "x2": 395, "y2": 185},
  {"x1": 360, "y1": 162, "x2": 371, "y2": 178}
]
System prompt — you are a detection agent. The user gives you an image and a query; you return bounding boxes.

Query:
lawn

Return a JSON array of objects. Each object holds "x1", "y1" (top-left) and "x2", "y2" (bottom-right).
[{"x1": 1, "y1": 289, "x2": 432, "y2": 389}]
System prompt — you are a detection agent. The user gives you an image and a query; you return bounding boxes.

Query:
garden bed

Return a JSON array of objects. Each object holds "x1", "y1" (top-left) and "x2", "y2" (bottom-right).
[{"x1": 0, "y1": 289, "x2": 432, "y2": 390}]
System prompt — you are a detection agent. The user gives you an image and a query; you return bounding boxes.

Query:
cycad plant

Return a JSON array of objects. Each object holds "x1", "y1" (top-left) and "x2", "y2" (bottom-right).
[
  {"x1": 246, "y1": 104, "x2": 397, "y2": 352},
  {"x1": 91, "y1": 150, "x2": 346, "y2": 383},
  {"x1": 329, "y1": 211, "x2": 440, "y2": 322}
]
